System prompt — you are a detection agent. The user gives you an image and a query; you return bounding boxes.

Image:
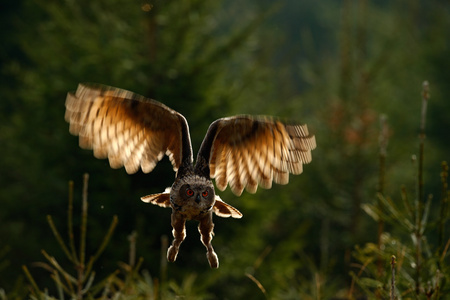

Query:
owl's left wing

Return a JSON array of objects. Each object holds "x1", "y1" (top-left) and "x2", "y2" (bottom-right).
[
  {"x1": 65, "y1": 83, "x2": 192, "y2": 174},
  {"x1": 196, "y1": 115, "x2": 316, "y2": 196}
]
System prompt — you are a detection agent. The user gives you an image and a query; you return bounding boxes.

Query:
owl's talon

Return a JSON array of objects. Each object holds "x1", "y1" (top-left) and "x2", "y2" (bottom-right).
[
  {"x1": 167, "y1": 246, "x2": 179, "y2": 262},
  {"x1": 207, "y1": 251, "x2": 219, "y2": 268}
]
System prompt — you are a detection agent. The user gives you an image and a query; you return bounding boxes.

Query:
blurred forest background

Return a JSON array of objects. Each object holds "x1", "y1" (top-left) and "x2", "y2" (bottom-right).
[{"x1": 0, "y1": 0, "x2": 449, "y2": 298}]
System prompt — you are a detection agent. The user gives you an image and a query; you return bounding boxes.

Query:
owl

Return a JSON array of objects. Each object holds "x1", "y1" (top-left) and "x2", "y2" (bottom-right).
[{"x1": 65, "y1": 83, "x2": 316, "y2": 268}]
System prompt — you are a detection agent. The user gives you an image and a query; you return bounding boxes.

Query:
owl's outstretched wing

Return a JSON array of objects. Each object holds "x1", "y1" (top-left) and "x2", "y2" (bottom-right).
[
  {"x1": 65, "y1": 83, "x2": 193, "y2": 174},
  {"x1": 213, "y1": 196, "x2": 243, "y2": 218},
  {"x1": 141, "y1": 188, "x2": 243, "y2": 219},
  {"x1": 141, "y1": 187, "x2": 171, "y2": 207},
  {"x1": 196, "y1": 115, "x2": 316, "y2": 196}
]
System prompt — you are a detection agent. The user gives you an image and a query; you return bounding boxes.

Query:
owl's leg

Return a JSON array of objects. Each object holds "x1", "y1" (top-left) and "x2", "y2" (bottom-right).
[
  {"x1": 198, "y1": 213, "x2": 219, "y2": 268},
  {"x1": 167, "y1": 212, "x2": 186, "y2": 263}
]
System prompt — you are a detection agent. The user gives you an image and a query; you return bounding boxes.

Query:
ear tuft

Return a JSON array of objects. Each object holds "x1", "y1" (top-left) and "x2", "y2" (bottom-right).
[{"x1": 213, "y1": 196, "x2": 243, "y2": 219}]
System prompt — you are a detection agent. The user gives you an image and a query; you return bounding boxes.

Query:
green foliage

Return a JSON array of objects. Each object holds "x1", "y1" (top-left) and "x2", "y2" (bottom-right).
[
  {"x1": 18, "y1": 174, "x2": 213, "y2": 299},
  {"x1": 352, "y1": 83, "x2": 449, "y2": 299},
  {"x1": 1, "y1": 0, "x2": 449, "y2": 298},
  {"x1": 22, "y1": 174, "x2": 119, "y2": 298},
  {"x1": 1, "y1": 0, "x2": 272, "y2": 291}
]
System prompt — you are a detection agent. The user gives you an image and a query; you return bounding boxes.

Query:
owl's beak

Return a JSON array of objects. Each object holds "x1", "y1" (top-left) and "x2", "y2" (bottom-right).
[{"x1": 195, "y1": 194, "x2": 201, "y2": 204}]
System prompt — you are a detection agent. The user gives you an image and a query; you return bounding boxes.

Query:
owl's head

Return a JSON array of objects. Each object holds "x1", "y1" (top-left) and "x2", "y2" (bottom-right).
[{"x1": 171, "y1": 175, "x2": 215, "y2": 219}]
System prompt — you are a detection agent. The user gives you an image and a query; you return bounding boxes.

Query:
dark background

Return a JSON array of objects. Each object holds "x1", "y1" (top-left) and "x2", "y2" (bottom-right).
[{"x1": 1, "y1": 0, "x2": 448, "y2": 298}]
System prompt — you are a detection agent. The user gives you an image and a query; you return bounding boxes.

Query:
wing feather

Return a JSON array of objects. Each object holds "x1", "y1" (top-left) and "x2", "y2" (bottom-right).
[
  {"x1": 213, "y1": 196, "x2": 243, "y2": 218},
  {"x1": 65, "y1": 83, "x2": 189, "y2": 174},
  {"x1": 197, "y1": 115, "x2": 316, "y2": 196},
  {"x1": 227, "y1": 146, "x2": 245, "y2": 195},
  {"x1": 213, "y1": 142, "x2": 228, "y2": 190},
  {"x1": 140, "y1": 187, "x2": 171, "y2": 208}
]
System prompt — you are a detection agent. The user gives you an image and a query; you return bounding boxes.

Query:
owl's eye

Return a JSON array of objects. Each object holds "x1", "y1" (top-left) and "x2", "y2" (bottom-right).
[
  {"x1": 186, "y1": 188, "x2": 194, "y2": 196},
  {"x1": 202, "y1": 190, "x2": 209, "y2": 197}
]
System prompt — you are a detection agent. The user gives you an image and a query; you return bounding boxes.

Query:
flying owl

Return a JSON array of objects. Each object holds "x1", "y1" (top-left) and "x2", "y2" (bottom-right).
[{"x1": 65, "y1": 83, "x2": 316, "y2": 268}]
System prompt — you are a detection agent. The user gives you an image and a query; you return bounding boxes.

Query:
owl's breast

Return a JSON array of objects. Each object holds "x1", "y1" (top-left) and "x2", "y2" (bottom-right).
[{"x1": 170, "y1": 197, "x2": 215, "y2": 220}]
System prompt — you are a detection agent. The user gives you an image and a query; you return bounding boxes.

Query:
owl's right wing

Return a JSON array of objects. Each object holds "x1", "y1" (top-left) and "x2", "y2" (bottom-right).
[{"x1": 65, "y1": 83, "x2": 193, "y2": 174}]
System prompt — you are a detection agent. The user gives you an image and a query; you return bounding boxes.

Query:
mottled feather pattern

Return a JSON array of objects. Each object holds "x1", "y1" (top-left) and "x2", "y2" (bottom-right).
[
  {"x1": 65, "y1": 83, "x2": 315, "y2": 268},
  {"x1": 213, "y1": 196, "x2": 243, "y2": 219},
  {"x1": 65, "y1": 84, "x2": 183, "y2": 173},
  {"x1": 141, "y1": 187, "x2": 172, "y2": 207},
  {"x1": 141, "y1": 189, "x2": 242, "y2": 219},
  {"x1": 208, "y1": 116, "x2": 316, "y2": 195}
]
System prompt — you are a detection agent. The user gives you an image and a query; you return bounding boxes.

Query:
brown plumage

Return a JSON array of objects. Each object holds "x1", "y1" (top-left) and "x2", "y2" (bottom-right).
[{"x1": 65, "y1": 83, "x2": 316, "y2": 268}]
